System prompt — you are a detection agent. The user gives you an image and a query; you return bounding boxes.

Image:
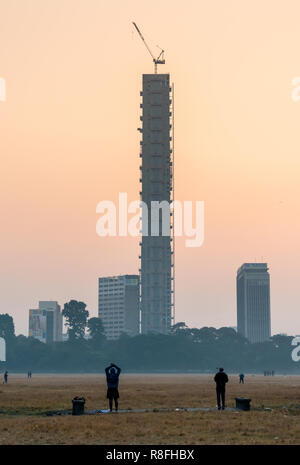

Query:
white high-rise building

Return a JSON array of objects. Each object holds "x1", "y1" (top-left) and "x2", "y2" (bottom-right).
[
  {"x1": 98, "y1": 275, "x2": 139, "y2": 340},
  {"x1": 237, "y1": 263, "x2": 271, "y2": 343},
  {"x1": 0, "y1": 337, "x2": 5, "y2": 362}
]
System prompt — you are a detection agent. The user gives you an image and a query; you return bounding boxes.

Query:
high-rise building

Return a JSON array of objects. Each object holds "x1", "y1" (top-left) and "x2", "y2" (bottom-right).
[
  {"x1": 236, "y1": 263, "x2": 271, "y2": 343},
  {"x1": 98, "y1": 275, "x2": 140, "y2": 340},
  {"x1": 139, "y1": 73, "x2": 175, "y2": 334},
  {"x1": 39, "y1": 301, "x2": 63, "y2": 342},
  {"x1": 29, "y1": 301, "x2": 63, "y2": 343}
]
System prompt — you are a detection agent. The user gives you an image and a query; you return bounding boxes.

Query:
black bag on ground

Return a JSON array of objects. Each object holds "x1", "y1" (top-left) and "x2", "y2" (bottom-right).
[
  {"x1": 72, "y1": 396, "x2": 85, "y2": 415},
  {"x1": 235, "y1": 397, "x2": 251, "y2": 411}
]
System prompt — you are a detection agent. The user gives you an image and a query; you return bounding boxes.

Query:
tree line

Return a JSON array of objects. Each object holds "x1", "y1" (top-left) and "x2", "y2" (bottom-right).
[{"x1": 0, "y1": 301, "x2": 299, "y2": 373}]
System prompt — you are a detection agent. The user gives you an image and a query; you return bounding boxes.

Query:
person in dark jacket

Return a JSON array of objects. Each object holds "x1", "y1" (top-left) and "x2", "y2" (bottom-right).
[
  {"x1": 105, "y1": 363, "x2": 121, "y2": 412},
  {"x1": 239, "y1": 373, "x2": 244, "y2": 384},
  {"x1": 214, "y1": 368, "x2": 228, "y2": 410},
  {"x1": 3, "y1": 370, "x2": 8, "y2": 384}
]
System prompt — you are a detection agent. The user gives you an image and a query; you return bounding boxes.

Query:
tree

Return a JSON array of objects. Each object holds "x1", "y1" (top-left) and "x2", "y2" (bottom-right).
[
  {"x1": 62, "y1": 300, "x2": 89, "y2": 340},
  {"x1": 87, "y1": 317, "x2": 105, "y2": 346},
  {"x1": 0, "y1": 314, "x2": 15, "y2": 340},
  {"x1": 171, "y1": 322, "x2": 189, "y2": 335}
]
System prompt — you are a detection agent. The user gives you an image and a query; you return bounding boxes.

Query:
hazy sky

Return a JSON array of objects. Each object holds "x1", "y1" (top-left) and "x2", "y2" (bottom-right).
[{"x1": 1, "y1": 0, "x2": 300, "y2": 336}]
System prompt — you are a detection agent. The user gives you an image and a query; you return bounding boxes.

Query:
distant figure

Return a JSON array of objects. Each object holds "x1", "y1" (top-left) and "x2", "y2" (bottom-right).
[
  {"x1": 3, "y1": 370, "x2": 8, "y2": 384},
  {"x1": 27, "y1": 371, "x2": 32, "y2": 379},
  {"x1": 105, "y1": 363, "x2": 121, "y2": 412},
  {"x1": 214, "y1": 368, "x2": 228, "y2": 410},
  {"x1": 239, "y1": 373, "x2": 245, "y2": 384}
]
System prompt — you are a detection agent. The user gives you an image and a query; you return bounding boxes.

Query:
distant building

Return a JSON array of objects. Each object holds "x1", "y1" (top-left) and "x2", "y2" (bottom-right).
[
  {"x1": 98, "y1": 275, "x2": 140, "y2": 340},
  {"x1": 29, "y1": 301, "x2": 63, "y2": 343},
  {"x1": 236, "y1": 263, "x2": 271, "y2": 343},
  {"x1": 0, "y1": 337, "x2": 5, "y2": 362}
]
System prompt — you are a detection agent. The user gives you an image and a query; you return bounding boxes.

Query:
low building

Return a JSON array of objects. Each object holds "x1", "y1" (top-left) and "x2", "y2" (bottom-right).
[{"x1": 62, "y1": 333, "x2": 69, "y2": 342}]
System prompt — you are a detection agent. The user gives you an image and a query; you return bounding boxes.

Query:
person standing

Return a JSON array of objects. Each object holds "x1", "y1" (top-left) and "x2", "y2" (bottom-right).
[
  {"x1": 105, "y1": 363, "x2": 121, "y2": 412},
  {"x1": 3, "y1": 370, "x2": 8, "y2": 384},
  {"x1": 239, "y1": 373, "x2": 245, "y2": 384},
  {"x1": 214, "y1": 368, "x2": 228, "y2": 410}
]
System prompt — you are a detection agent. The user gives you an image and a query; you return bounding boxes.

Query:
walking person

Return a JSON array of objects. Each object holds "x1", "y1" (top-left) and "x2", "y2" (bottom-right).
[
  {"x1": 105, "y1": 363, "x2": 121, "y2": 412},
  {"x1": 3, "y1": 370, "x2": 8, "y2": 384},
  {"x1": 214, "y1": 368, "x2": 228, "y2": 410},
  {"x1": 239, "y1": 373, "x2": 244, "y2": 384}
]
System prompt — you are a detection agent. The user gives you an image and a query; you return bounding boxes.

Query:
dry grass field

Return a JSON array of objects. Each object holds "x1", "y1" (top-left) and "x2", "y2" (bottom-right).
[{"x1": 0, "y1": 373, "x2": 299, "y2": 445}]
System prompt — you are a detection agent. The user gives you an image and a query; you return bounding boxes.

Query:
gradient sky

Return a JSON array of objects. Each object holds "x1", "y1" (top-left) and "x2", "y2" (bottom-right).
[{"x1": 1, "y1": 0, "x2": 300, "y2": 336}]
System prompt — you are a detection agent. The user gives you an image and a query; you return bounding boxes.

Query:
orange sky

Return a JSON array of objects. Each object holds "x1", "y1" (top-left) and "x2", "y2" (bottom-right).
[{"x1": 1, "y1": 0, "x2": 300, "y2": 336}]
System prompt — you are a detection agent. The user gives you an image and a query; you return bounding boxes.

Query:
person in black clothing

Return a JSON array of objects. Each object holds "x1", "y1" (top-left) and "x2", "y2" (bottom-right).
[
  {"x1": 105, "y1": 363, "x2": 121, "y2": 412},
  {"x1": 214, "y1": 368, "x2": 228, "y2": 410},
  {"x1": 3, "y1": 370, "x2": 8, "y2": 384},
  {"x1": 239, "y1": 373, "x2": 244, "y2": 384}
]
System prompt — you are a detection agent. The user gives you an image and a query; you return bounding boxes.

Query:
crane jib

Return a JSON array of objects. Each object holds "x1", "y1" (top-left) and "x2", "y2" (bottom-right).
[{"x1": 132, "y1": 21, "x2": 166, "y2": 74}]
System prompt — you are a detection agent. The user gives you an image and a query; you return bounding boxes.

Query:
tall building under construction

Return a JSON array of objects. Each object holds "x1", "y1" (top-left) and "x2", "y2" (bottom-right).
[{"x1": 139, "y1": 73, "x2": 175, "y2": 334}]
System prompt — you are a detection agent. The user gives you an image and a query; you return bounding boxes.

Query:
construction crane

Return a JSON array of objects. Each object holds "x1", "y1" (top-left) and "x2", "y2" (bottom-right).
[{"x1": 132, "y1": 22, "x2": 165, "y2": 74}]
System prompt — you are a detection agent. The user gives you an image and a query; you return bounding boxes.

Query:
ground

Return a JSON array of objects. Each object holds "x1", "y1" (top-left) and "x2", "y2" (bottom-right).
[{"x1": 0, "y1": 373, "x2": 299, "y2": 444}]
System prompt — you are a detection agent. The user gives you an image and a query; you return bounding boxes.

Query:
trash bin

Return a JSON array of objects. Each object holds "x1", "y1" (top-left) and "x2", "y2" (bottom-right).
[
  {"x1": 235, "y1": 397, "x2": 251, "y2": 411},
  {"x1": 72, "y1": 397, "x2": 85, "y2": 415}
]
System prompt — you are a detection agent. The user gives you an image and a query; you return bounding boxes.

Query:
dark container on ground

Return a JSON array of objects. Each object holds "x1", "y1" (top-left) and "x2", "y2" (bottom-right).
[
  {"x1": 235, "y1": 397, "x2": 251, "y2": 411},
  {"x1": 72, "y1": 397, "x2": 85, "y2": 415}
]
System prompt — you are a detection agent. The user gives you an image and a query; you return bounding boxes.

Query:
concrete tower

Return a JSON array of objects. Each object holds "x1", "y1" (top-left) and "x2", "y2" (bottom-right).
[{"x1": 139, "y1": 73, "x2": 174, "y2": 334}]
